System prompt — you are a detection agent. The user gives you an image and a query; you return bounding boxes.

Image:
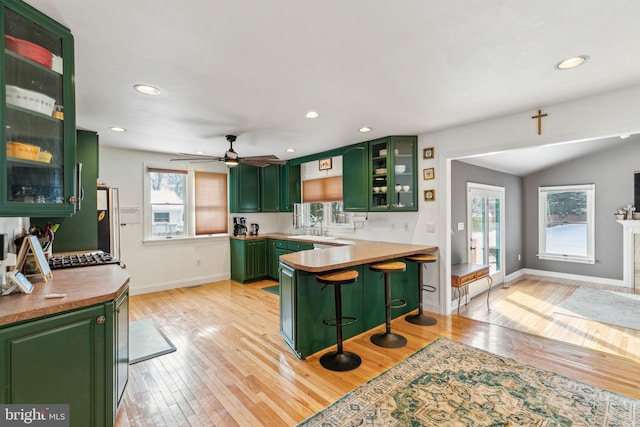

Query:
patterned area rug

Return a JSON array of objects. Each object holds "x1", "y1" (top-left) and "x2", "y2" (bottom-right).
[{"x1": 298, "y1": 338, "x2": 639, "y2": 426}]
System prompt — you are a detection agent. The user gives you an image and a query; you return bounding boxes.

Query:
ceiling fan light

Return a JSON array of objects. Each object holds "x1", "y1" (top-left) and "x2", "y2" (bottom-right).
[{"x1": 224, "y1": 158, "x2": 239, "y2": 167}]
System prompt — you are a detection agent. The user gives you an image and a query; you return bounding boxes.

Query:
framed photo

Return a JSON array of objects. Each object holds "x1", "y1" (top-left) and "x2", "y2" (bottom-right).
[
  {"x1": 423, "y1": 147, "x2": 434, "y2": 159},
  {"x1": 424, "y1": 189, "x2": 435, "y2": 201},
  {"x1": 423, "y1": 168, "x2": 435, "y2": 180},
  {"x1": 319, "y1": 158, "x2": 332, "y2": 171}
]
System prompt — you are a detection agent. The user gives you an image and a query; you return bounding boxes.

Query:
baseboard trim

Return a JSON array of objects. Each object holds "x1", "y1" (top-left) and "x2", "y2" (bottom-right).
[
  {"x1": 519, "y1": 268, "x2": 626, "y2": 288},
  {"x1": 130, "y1": 273, "x2": 231, "y2": 295}
]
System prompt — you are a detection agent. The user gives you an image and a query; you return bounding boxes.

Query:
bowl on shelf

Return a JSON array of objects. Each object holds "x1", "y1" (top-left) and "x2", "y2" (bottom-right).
[
  {"x1": 6, "y1": 141, "x2": 40, "y2": 161},
  {"x1": 373, "y1": 186, "x2": 380, "y2": 193},
  {"x1": 4, "y1": 35, "x2": 53, "y2": 68},
  {"x1": 395, "y1": 184, "x2": 402, "y2": 192},
  {"x1": 394, "y1": 165, "x2": 406, "y2": 173},
  {"x1": 381, "y1": 186, "x2": 387, "y2": 193},
  {"x1": 402, "y1": 185, "x2": 410, "y2": 192},
  {"x1": 6, "y1": 85, "x2": 56, "y2": 116}
]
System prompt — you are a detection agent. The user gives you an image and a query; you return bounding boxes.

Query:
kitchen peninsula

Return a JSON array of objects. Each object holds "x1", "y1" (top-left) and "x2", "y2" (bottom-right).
[
  {"x1": 0, "y1": 264, "x2": 130, "y2": 427},
  {"x1": 278, "y1": 238, "x2": 437, "y2": 359}
]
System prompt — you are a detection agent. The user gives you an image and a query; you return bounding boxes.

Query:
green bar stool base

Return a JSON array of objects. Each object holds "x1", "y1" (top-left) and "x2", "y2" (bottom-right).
[
  {"x1": 320, "y1": 351, "x2": 362, "y2": 372},
  {"x1": 370, "y1": 332, "x2": 407, "y2": 348},
  {"x1": 405, "y1": 312, "x2": 437, "y2": 326}
]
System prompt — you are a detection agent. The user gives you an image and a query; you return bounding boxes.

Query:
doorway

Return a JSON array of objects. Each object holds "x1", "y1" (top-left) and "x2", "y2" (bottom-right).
[{"x1": 467, "y1": 183, "x2": 505, "y2": 286}]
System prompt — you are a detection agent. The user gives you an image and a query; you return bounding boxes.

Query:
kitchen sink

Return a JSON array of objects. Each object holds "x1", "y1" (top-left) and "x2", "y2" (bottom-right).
[{"x1": 287, "y1": 235, "x2": 337, "y2": 241}]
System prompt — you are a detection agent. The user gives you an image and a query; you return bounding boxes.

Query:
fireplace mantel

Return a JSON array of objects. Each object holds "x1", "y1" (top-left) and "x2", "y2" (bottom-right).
[{"x1": 617, "y1": 220, "x2": 640, "y2": 288}]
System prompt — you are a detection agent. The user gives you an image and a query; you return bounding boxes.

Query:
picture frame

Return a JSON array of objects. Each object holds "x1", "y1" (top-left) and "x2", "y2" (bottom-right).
[
  {"x1": 2, "y1": 271, "x2": 34, "y2": 295},
  {"x1": 423, "y1": 147, "x2": 434, "y2": 159},
  {"x1": 319, "y1": 158, "x2": 332, "y2": 171},
  {"x1": 424, "y1": 189, "x2": 435, "y2": 201},
  {"x1": 423, "y1": 168, "x2": 435, "y2": 180}
]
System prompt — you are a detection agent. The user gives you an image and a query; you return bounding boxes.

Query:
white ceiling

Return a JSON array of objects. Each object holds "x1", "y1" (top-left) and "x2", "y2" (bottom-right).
[{"x1": 24, "y1": 0, "x2": 640, "y2": 169}]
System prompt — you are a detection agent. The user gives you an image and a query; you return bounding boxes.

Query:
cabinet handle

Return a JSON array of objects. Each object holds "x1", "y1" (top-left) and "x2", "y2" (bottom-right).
[
  {"x1": 68, "y1": 196, "x2": 77, "y2": 204},
  {"x1": 96, "y1": 315, "x2": 106, "y2": 324}
]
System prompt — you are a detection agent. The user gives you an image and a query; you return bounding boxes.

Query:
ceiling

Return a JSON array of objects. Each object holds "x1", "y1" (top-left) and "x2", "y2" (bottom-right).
[{"x1": 24, "y1": 1, "x2": 640, "y2": 167}]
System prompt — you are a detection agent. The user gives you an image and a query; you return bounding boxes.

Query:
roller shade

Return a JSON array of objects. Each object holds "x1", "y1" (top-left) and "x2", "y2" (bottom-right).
[{"x1": 302, "y1": 176, "x2": 343, "y2": 203}]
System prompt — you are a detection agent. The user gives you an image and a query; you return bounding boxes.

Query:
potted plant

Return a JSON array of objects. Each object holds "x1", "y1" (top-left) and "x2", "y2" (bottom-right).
[{"x1": 615, "y1": 208, "x2": 627, "y2": 220}]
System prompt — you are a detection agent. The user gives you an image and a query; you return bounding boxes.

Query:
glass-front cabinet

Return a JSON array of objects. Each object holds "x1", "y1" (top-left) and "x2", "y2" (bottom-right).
[
  {"x1": 370, "y1": 136, "x2": 417, "y2": 211},
  {"x1": 1, "y1": 0, "x2": 76, "y2": 216}
]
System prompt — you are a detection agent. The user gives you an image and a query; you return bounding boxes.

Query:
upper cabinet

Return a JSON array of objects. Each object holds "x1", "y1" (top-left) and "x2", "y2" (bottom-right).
[
  {"x1": 369, "y1": 136, "x2": 417, "y2": 211},
  {"x1": 1, "y1": 0, "x2": 76, "y2": 217}
]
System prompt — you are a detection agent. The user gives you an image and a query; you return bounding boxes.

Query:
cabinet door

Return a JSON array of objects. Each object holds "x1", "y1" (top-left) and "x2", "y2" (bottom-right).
[
  {"x1": 0, "y1": 304, "x2": 108, "y2": 427},
  {"x1": 389, "y1": 136, "x2": 417, "y2": 211},
  {"x1": 280, "y1": 163, "x2": 300, "y2": 212},
  {"x1": 1, "y1": 2, "x2": 77, "y2": 216},
  {"x1": 343, "y1": 142, "x2": 369, "y2": 212},
  {"x1": 279, "y1": 262, "x2": 296, "y2": 353},
  {"x1": 115, "y1": 289, "x2": 129, "y2": 407},
  {"x1": 253, "y1": 239, "x2": 268, "y2": 278},
  {"x1": 369, "y1": 138, "x2": 390, "y2": 211},
  {"x1": 260, "y1": 165, "x2": 280, "y2": 212},
  {"x1": 229, "y1": 239, "x2": 248, "y2": 283},
  {"x1": 229, "y1": 164, "x2": 260, "y2": 213}
]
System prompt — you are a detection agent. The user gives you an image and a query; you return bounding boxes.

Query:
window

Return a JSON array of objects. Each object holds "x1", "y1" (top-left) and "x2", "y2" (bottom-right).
[
  {"x1": 303, "y1": 202, "x2": 352, "y2": 228},
  {"x1": 145, "y1": 166, "x2": 227, "y2": 240},
  {"x1": 538, "y1": 184, "x2": 595, "y2": 263}
]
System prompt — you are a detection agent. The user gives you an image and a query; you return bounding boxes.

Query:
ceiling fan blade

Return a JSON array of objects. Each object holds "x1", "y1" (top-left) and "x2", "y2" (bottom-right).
[{"x1": 170, "y1": 153, "x2": 224, "y2": 162}]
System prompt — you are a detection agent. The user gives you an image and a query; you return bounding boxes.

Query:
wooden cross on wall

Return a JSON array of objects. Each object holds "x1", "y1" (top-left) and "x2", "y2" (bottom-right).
[{"x1": 531, "y1": 109, "x2": 548, "y2": 135}]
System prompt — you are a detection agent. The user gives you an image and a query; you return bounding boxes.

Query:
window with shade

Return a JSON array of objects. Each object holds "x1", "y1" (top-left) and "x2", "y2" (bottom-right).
[
  {"x1": 145, "y1": 166, "x2": 228, "y2": 240},
  {"x1": 302, "y1": 176, "x2": 352, "y2": 227}
]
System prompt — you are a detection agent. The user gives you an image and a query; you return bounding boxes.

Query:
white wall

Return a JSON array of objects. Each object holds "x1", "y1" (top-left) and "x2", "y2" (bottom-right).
[
  {"x1": 0, "y1": 217, "x2": 28, "y2": 253},
  {"x1": 99, "y1": 146, "x2": 232, "y2": 295}
]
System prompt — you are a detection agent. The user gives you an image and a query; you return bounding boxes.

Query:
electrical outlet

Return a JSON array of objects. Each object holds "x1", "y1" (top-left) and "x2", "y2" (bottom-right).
[
  {"x1": 517, "y1": 254, "x2": 521, "y2": 261},
  {"x1": 457, "y1": 222, "x2": 465, "y2": 231},
  {"x1": 196, "y1": 258, "x2": 201, "y2": 267},
  {"x1": 425, "y1": 224, "x2": 436, "y2": 233}
]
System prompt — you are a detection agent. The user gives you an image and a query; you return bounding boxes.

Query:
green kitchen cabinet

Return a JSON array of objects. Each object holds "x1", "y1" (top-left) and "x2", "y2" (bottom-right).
[
  {"x1": 230, "y1": 238, "x2": 268, "y2": 283},
  {"x1": 369, "y1": 136, "x2": 418, "y2": 212},
  {"x1": 279, "y1": 262, "x2": 296, "y2": 349},
  {"x1": 279, "y1": 162, "x2": 301, "y2": 212},
  {"x1": 342, "y1": 142, "x2": 369, "y2": 212},
  {"x1": 229, "y1": 164, "x2": 261, "y2": 213},
  {"x1": 260, "y1": 164, "x2": 280, "y2": 212},
  {"x1": 30, "y1": 129, "x2": 99, "y2": 251},
  {"x1": 0, "y1": 288, "x2": 128, "y2": 427},
  {"x1": 267, "y1": 239, "x2": 313, "y2": 280},
  {"x1": 1, "y1": 0, "x2": 77, "y2": 216},
  {"x1": 229, "y1": 164, "x2": 284, "y2": 213}
]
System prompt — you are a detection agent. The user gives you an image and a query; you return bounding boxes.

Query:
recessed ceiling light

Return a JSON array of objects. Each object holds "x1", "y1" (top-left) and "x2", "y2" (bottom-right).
[
  {"x1": 134, "y1": 84, "x2": 161, "y2": 95},
  {"x1": 556, "y1": 55, "x2": 589, "y2": 70},
  {"x1": 285, "y1": 148, "x2": 296, "y2": 153},
  {"x1": 359, "y1": 127, "x2": 372, "y2": 133},
  {"x1": 110, "y1": 127, "x2": 127, "y2": 132},
  {"x1": 305, "y1": 111, "x2": 319, "y2": 119},
  {"x1": 620, "y1": 134, "x2": 631, "y2": 139}
]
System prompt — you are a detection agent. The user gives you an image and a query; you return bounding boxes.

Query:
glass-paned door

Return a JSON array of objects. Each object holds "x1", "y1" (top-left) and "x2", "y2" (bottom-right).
[{"x1": 467, "y1": 183, "x2": 505, "y2": 285}]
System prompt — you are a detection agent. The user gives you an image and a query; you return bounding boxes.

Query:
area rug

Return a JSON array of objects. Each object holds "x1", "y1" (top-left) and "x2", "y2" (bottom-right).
[
  {"x1": 554, "y1": 287, "x2": 640, "y2": 331},
  {"x1": 262, "y1": 284, "x2": 279, "y2": 295},
  {"x1": 297, "y1": 338, "x2": 639, "y2": 426},
  {"x1": 129, "y1": 319, "x2": 176, "y2": 364}
]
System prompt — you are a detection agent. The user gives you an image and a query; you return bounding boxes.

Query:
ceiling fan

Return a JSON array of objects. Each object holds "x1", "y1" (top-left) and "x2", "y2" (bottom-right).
[{"x1": 172, "y1": 135, "x2": 286, "y2": 167}]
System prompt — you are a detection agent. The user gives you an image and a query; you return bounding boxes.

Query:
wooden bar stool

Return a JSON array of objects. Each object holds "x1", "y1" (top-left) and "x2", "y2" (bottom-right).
[
  {"x1": 316, "y1": 269, "x2": 361, "y2": 371},
  {"x1": 369, "y1": 261, "x2": 407, "y2": 348},
  {"x1": 405, "y1": 253, "x2": 438, "y2": 326}
]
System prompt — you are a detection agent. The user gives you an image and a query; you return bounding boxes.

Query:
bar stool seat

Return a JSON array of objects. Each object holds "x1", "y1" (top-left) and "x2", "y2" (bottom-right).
[
  {"x1": 369, "y1": 261, "x2": 407, "y2": 348},
  {"x1": 316, "y1": 269, "x2": 361, "y2": 372},
  {"x1": 405, "y1": 253, "x2": 438, "y2": 326}
]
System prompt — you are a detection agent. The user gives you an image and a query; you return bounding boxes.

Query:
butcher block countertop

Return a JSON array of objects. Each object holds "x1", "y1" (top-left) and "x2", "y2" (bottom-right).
[{"x1": 0, "y1": 264, "x2": 130, "y2": 327}]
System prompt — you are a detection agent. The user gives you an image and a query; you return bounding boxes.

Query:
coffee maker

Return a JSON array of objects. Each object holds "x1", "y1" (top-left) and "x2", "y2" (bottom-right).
[{"x1": 233, "y1": 217, "x2": 247, "y2": 236}]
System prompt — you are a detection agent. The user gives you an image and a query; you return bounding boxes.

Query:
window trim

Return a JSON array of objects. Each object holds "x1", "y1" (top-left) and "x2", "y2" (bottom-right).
[
  {"x1": 537, "y1": 184, "x2": 595, "y2": 264},
  {"x1": 143, "y1": 163, "x2": 229, "y2": 243}
]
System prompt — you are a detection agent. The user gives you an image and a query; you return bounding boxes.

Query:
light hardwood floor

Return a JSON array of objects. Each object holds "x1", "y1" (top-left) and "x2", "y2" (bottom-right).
[{"x1": 116, "y1": 277, "x2": 640, "y2": 426}]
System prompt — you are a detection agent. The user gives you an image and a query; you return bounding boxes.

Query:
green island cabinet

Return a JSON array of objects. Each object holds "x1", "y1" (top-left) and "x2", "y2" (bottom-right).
[
  {"x1": 279, "y1": 260, "x2": 418, "y2": 359},
  {"x1": 267, "y1": 239, "x2": 313, "y2": 280},
  {"x1": 1, "y1": 0, "x2": 78, "y2": 217},
  {"x1": 0, "y1": 287, "x2": 129, "y2": 427}
]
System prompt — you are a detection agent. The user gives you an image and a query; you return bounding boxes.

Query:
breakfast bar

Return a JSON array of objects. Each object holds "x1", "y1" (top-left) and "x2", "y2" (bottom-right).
[{"x1": 279, "y1": 241, "x2": 437, "y2": 359}]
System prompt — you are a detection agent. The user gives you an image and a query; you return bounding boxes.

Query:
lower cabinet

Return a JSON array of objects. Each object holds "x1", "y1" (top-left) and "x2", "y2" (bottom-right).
[
  {"x1": 0, "y1": 287, "x2": 129, "y2": 427},
  {"x1": 230, "y1": 239, "x2": 268, "y2": 283},
  {"x1": 267, "y1": 239, "x2": 314, "y2": 280}
]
